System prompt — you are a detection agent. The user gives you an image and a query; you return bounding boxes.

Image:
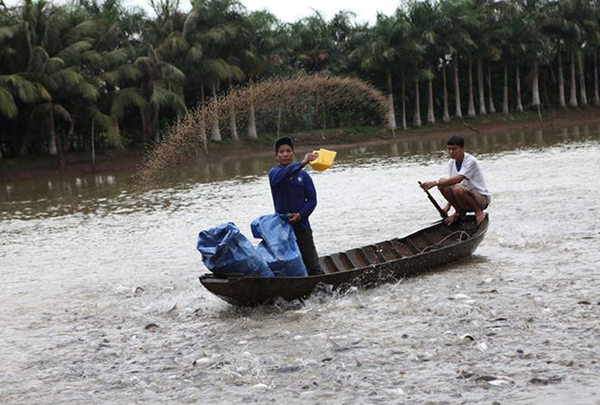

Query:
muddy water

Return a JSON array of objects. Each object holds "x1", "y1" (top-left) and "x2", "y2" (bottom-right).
[{"x1": 1, "y1": 124, "x2": 599, "y2": 404}]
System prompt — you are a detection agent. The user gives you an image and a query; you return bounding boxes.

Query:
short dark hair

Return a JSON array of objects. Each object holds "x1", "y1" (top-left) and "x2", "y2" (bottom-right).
[
  {"x1": 274, "y1": 136, "x2": 294, "y2": 152},
  {"x1": 447, "y1": 135, "x2": 465, "y2": 147}
]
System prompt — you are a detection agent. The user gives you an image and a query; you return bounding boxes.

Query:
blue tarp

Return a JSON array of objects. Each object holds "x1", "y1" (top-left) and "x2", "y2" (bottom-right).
[
  {"x1": 251, "y1": 214, "x2": 308, "y2": 277},
  {"x1": 196, "y1": 222, "x2": 274, "y2": 277}
]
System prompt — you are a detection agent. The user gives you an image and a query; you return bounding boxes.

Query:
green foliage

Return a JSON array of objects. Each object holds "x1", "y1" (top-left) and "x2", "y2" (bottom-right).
[{"x1": 2, "y1": 0, "x2": 600, "y2": 162}]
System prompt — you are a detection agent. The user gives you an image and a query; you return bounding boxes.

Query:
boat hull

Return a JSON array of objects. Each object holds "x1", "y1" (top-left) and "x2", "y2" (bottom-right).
[{"x1": 200, "y1": 214, "x2": 489, "y2": 306}]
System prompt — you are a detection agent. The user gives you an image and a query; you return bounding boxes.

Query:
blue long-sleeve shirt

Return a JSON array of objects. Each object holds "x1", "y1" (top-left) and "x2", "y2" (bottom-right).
[{"x1": 268, "y1": 162, "x2": 317, "y2": 231}]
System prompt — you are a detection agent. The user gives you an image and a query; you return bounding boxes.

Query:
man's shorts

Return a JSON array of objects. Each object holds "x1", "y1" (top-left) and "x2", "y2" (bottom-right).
[{"x1": 458, "y1": 184, "x2": 490, "y2": 210}]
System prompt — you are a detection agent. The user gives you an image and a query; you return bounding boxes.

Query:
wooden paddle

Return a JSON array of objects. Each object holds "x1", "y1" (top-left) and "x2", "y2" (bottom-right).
[{"x1": 418, "y1": 181, "x2": 448, "y2": 219}]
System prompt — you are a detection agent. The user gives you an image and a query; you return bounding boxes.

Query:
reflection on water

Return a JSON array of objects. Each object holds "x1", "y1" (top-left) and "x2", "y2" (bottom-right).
[{"x1": 2, "y1": 122, "x2": 600, "y2": 208}]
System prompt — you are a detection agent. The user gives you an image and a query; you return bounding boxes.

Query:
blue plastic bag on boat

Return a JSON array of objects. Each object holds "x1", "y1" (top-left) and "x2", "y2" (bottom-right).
[
  {"x1": 251, "y1": 214, "x2": 308, "y2": 277},
  {"x1": 196, "y1": 222, "x2": 274, "y2": 277}
]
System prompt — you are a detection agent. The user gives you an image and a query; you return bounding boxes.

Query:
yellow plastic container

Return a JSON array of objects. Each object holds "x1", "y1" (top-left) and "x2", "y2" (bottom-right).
[{"x1": 309, "y1": 148, "x2": 337, "y2": 171}]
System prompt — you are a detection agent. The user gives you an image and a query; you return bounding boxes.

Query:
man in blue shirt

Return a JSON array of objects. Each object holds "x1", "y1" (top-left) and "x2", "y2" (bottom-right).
[{"x1": 269, "y1": 137, "x2": 325, "y2": 276}]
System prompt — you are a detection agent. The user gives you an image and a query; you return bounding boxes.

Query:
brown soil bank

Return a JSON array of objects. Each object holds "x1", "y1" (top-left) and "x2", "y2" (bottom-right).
[{"x1": 2, "y1": 107, "x2": 600, "y2": 183}]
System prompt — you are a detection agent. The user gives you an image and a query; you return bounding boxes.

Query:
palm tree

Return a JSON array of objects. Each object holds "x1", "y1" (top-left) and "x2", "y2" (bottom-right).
[
  {"x1": 5, "y1": 1, "x2": 103, "y2": 162},
  {"x1": 521, "y1": 1, "x2": 551, "y2": 109},
  {"x1": 541, "y1": 0, "x2": 569, "y2": 108},
  {"x1": 351, "y1": 13, "x2": 401, "y2": 130},
  {"x1": 0, "y1": 18, "x2": 45, "y2": 123},
  {"x1": 439, "y1": 0, "x2": 476, "y2": 120},
  {"x1": 407, "y1": 0, "x2": 437, "y2": 125},
  {"x1": 585, "y1": 5, "x2": 600, "y2": 106},
  {"x1": 180, "y1": 0, "x2": 245, "y2": 142},
  {"x1": 238, "y1": 10, "x2": 285, "y2": 139},
  {"x1": 390, "y1": 9, "x2": 417, "y2": 130}
]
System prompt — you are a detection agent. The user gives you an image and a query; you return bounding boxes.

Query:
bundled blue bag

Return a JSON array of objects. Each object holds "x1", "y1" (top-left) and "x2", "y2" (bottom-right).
[
  {"x1": 196, "y1": 222, "x2": 274, "y2": 277},
  {"x1": 251, "y1": 214, "x2": 308, "y2": 277}
]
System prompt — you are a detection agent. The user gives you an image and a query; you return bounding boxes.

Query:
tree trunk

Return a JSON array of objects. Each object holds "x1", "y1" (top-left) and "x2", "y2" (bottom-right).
[
  {"x1": 570, "y1": 51, "x2": 578, "y2": 107},
  {"x1": 515, "y1": 64, "x2": 523, "y2": 112},
  {"x1": 386, "y1": 70, "x2": 397, "y2": 130},
  {"x1": 427, "y1": 64, "x2": 435, "y2": 124},
  {"x1": 503, "y1": 63, "x2": 509, "y2": 114},
  {"x1": 277, "y1": 106, "x2": 282, "y2": 136},
  {"x1": 531, "y1": 61, "x2": 540, "y2": 107},
  {"x1": 413, "y1": 79, "x2": 421, "y2": 127},
  {"x1": 19, "y1": 108, "x2": 33, "y2": 156},
  {"x1": 248, "y1": 101, "x2": 257, "y2": 140},
  {"x1": 468, "y1": 59, "x2": 476, "y2": 118},
  {"x1": 229, "y1": 103, "x2": 238, "y2": 141},
  {"x1": 453, "y1": 58, "x2": 463, "y2": 119},
  {"x1": 247, "y1": 77, "x2": 258, "y2": 140},
  {"x1": 140, "y1": 106, "x2": 150, "y2": 144},
  {"x1": 56, "y1": 131, "x2": 66, "y2": 167},
  {"x1": 541, "y1": 67, "x2": 551, "y2": 108},
  {"x1": 48, "y1": 107, "x2": 58, "y2": 156},
  {"x1": 65, "y1": 113, "x2": 75, "y2": 153},
  {"x1": 210, "y1": 86, "x2": 222, "y2": 141},
  {"x1": 401, "y1": 73, "x2": 407, "y2": 130},
  {"x1": 229, "y1": 79, "x2": 238, "y2": 141},
  {"x1": 556, "y1": 52, "x2": 566, "y2": 107},
  {"x1": 199, "y1": 86, "x2": 207, "y2": 140},
  {"x1": 153, "y1": 103, "x2": 160, "y2": 143},
  {"x1": 594, "y1": 52, "x2": 600, "y2": 106},
  {"x1": 487, "y1": 64, "x2": 496, "y2": 113},
  {"x1": 91, "y1": 118, "x2": 95, "y2": 169},
  {"x1": 477, "y1": 56, "x2": 487, "y2": 115},
  {"x1": 442, "y1": 62, "x2": 450, "y2": 123},
  {"x1": 578, "y1": 51, "x2": 588, "y2": 106}
]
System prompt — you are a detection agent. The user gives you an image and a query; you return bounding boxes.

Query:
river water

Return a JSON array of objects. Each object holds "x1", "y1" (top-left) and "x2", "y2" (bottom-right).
[{"x1": 1, "y1": 123, "x2": 599, "y2": 404}]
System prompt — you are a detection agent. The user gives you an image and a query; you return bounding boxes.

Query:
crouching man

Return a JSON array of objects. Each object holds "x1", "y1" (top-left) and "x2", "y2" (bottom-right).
[{"x1": 421, "y1": 135, "x2": 490, "y2": 225}]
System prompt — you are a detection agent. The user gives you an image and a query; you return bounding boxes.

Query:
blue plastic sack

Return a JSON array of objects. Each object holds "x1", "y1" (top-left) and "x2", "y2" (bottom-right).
[
  {"x1": 251, "y1": 214, "x2": 308, "y2": 277},
  {"x1": 196, "y1": 222, "x2": 274, "y2": 277}
]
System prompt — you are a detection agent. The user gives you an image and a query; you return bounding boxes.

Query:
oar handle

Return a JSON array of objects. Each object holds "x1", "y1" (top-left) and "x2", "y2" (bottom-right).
[{"x1": 418, "y1": 181, "x2": 448, "y2": 219}]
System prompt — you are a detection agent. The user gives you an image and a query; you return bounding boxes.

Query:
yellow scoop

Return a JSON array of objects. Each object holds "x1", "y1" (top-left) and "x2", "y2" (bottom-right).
[{"x1": 309, "y1": 148, "x2": 337, "y2": 171}]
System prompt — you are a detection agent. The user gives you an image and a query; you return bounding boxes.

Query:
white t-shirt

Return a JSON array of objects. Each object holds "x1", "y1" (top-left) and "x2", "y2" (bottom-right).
[{"x1": 448, "y1": 152, "x2": 490, "y2": 196}]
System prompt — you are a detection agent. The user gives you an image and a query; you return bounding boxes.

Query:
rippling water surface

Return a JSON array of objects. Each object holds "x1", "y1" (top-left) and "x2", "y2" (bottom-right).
[{"x1": 1, "y1": 124, "x2": 599, "y2": 404}]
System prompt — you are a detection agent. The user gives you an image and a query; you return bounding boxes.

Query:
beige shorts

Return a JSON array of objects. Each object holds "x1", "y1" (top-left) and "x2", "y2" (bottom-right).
[{"x1": 459, "y1": 185, "x2": 490, "y2": 210}]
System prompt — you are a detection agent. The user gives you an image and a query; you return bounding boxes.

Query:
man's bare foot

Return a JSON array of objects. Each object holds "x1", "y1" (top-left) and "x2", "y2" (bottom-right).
[
  {"x1": 444, "y1": 212, "x2": 462, "y2": 225},
  {"x1": 475, "y1": 210, "x2": 486, "y2": 225}
]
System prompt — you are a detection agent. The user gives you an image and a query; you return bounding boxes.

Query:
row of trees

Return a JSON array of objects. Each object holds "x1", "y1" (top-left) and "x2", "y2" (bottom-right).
[{"x1": 1, "y1": 0, "x2": 600, "y2": 163}]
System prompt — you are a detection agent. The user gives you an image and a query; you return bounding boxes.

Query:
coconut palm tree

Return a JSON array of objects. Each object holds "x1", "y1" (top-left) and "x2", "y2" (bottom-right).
[
  {"x1": 0, "y1": 19, "x2": 44, "y2": 121},
  {"x1": 115, "y1": 44, "x2": 186, "y2": 144},
  {"x1": 5, "y1": 1, "x2": 103, "y2": 163}
]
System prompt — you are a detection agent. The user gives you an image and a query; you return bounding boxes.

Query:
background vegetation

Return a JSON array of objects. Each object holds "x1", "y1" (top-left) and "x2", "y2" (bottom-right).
[{"x1": 1, "y1": 0, "x2": 600, "y2": 165}]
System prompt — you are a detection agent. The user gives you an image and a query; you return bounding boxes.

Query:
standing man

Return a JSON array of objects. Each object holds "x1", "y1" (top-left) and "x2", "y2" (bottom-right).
[
  {"x1": 269, "y1": 137, "x2": 325, "y2": 276},
  {"x1": 421, "y1": 135, "x2": 490, "y2": 225}
]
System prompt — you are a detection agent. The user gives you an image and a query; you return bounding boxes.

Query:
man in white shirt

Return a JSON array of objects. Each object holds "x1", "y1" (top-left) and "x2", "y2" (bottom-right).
[{"x1": 421, "y1": 135, "x2": 490, "y2": 225}]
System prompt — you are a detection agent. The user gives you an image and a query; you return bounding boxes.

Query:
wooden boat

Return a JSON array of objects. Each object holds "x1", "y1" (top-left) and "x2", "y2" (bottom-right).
[{"x1": 199, "y1": 214, "x2": 489, "y2": 306}]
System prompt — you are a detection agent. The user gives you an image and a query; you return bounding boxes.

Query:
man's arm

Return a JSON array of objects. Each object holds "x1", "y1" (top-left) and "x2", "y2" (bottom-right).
[
  {"x1": 269, "y1": 162, "x2": 302, "y2": 186},
  {"x1": 421, "y1": 175, "x2": 465, "y2": 190},
  {"x1": 269, "y1": 152, "x2": 319, "y2": 186}
]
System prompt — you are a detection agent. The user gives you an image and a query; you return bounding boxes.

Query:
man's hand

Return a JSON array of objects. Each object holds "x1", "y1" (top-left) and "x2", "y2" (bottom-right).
[
  {"x1": 420, "y1": 181, "x2": 438, "y2": 190},
  {"x1": 301, "y1": 152, "x2": 319, "y2": 166},
  {"x1": 288, "y1": 213, "x2": 301, "y2": 223}
]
